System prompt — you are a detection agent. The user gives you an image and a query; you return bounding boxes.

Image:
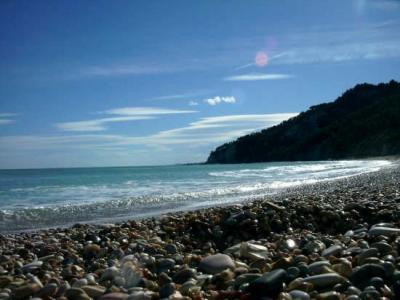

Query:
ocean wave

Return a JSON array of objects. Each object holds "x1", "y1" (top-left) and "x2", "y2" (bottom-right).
[{"x1": 0, "y1": 160, "x2": 391, "y2": 232}]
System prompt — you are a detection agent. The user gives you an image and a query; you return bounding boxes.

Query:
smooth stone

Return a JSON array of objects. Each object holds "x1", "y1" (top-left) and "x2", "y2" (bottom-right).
[
  {"x1": 371, "y1": 242, "x2": 392, "y2": 255},
  {"x1": 287, "y1": 267, "x2": 300, "y2": 279},
  {"x1": 332, "y1": 260, "x2": 352, "y2": 277},
  {"x1": 289, "y1": 290, "x2": 310, "y2": 300},
  {"x1": 157, "y1": 258, "x2": 175, "y2": 273},
  {"x1": 121, "y1": 266, "x2": 142, "y2": 288},
  {"x1": 101, "y1": 266, "x2": 120, "y2": 281},
  {"x1": 368, "y1": 277, "x2": 384, "y2": 289},
  {"x1": 165, "y1": 244, "x2": 178, "y2": 254},
  {"x1": 234, "y1": 273, "x2": 261, "y2": 289},
  {"x1": 350, "y1": 264, "x2": 386, "y2": 286},
  {"x1": 159, "y1": 283, "x2": 175, "y2": 298},
  {"x1": 369, "y1": 227, "x2": 400, "y2": 236},
  {"x1": 302, "y1": 273, "x2": 344, "y2": 290},
  {"x1": 126, "y1": 291, "x2": 152, "y2": 300},
  {"x1": 359, "y1": 286, "x2": 380, "y2": 300},
  {"x1": 0, "y1": 276, "x2": 12, "y2": 288},
  {"x1": 303, "y1": 240, "x2": 325, "y2": 254},
  {"x1": 308, "y1": 261, "x2": 331, "y2": 275},
  {"x1": 318, "y1": 291, "x2": 341, "y2": 300},
  {"x1": 0, "y1": 292, "x2": 9, "y2": 300},
  {"x1": 346, "y1": 296, "x2": 360, "y2": 300},
  {"x1": 73, "y1": 278, "x2": 88, "y2": 288},
  {"x1": 357, "y1": 248, "x2": 378, "y2": 265},
  {"x1": 180, "y1": 279, "x2": 197, "y2": 295},
  {"x1": 99, "y1": 293, "x2": 129, "y2": 300},
  {"x1": 13, "y1": 284, "x2": 41, "y2": 300},
  {"x1": 322, "y1": 245, "x2": 342, "y2": 257},
  {"x1": 38, "y1": 283, "x2": 58, "y2": 298},
  {"x1": 393, "y1": 280, "x2": 400, "y2": 297},
  {"x1": 198, "y1": 254, "x2": 235, "y2": 274},
  {"x1": 82, "y1": 285, "x2": 106, "y2": 298},
  {"x1": 382, "y1": 261, "x2": 395, "y2": 277},
  {"x1": 347, "y1": 286, "x2": 362, "y2": 296},
  {"x1": 172, "y1": 268, "x2": 197, "y2": 284},
  {"x1": 21, "y1": 261, "x2": 43, "y2": 273},
  {"x1": 65, "y1": 287, "x2": 91, "y2": 300},
  {"x1": 248, "y1": 268, "x2": 287, "y2": 297}
]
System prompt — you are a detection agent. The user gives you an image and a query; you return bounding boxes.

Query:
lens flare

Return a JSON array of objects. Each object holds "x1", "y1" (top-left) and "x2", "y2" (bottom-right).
[{"x1": 255, "y1": 51, "x2": 268, "y2": 67}]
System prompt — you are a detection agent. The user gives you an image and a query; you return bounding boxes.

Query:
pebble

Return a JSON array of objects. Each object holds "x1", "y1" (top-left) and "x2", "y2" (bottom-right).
[
  {"x1": 302, "y1": 273, "x2": 345, "y2": 290},
  {"x1": 198, "y1": 254, "x2": 235, "y2": 274},
  {"x1": 248, "y1": 268, "x2": 287, "y2": 297},
  {"x1": 0, "y1": 166, "x2": 399, "y2": 300}
]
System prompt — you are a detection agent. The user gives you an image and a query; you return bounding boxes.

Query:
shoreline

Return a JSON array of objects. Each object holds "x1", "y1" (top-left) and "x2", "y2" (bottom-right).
[
  {"x1": 2, "y1": 159, "x2": 396, "y2": 235},
  {"x1": 1, "y1": 162, "x2": 399, "y2": 299}
]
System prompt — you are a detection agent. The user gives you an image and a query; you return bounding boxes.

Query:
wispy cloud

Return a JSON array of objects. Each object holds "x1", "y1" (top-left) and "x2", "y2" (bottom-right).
[
  {"x1": 4, "y1": 113, "x2": 298, "y2": 151},
  {"x1": 368, "y1": 0, "x2": 400, "y2": 11},
  {"x1": 204, "y1": 96, "x2": 236, "y2": 106},
  {"x1": 56, "y1": 116, "x2": 155, "y2": 132},
  {"x1": 79, "y1": 64, "x2": 180, "y2": 77},
  {"x1": 105, "y1": 107, "x2": 196, "y2": 116},
  {"x1": 224, "y1": 73, "x2": 294, "y2": 81},
  {"x1": 56, "y1": 107, "x2": 197, "y2": 132},
  {"x1": 188, "y1": 101, "x2": 199, "y2": 106},
  {"x1": 0, "y1": 113, "x2": 18, "y2": 125}
]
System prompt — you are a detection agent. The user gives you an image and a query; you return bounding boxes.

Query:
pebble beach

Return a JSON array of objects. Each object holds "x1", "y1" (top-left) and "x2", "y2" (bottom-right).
[{"x1": 1, "y1": 161, "x2": 399, "y2": 300}]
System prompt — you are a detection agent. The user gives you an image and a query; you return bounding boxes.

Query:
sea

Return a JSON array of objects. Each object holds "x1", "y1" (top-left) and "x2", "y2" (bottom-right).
[{"x1": 0, "y1": 160, "x2": 391, "y2": 232}]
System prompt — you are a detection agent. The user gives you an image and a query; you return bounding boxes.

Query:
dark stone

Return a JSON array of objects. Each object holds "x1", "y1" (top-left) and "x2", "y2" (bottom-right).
[
  {"x1": 248, "y1": 268, "x2": 287, "y2": 297},
  {"x1": 350, "y1": 264, "x2": 386, "y2": 286}
]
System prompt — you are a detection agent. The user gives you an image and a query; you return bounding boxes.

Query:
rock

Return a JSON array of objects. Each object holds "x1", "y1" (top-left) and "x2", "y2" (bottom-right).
[
  {"x1": 357, "y1": 248, "x2": 378, "y2": 265},
  {"x1": 289, "y1": 290, "x2": 310, "y2": 300},
  {"x1": 172, "y1": 268, "x2": 197, "y2": 284},
  {"x1": 101, "y1": 266, "x2": 120, "y2": 281},
  {"x1": 317, "y1": 291, "x2": 341, "y2": 300},
  {"x1": 13, "y1": 284, "x2": 41, "y2": 300},
  {"x1": 359, "y1": 286, "x2": 380, "y2": 300},
  {"x1": 159, "y1": 283, "x2": 175, "y2": 298},
  {"x1": 126, "y1": 291, "x2": 152, "y2": 300},
  {"x1": 180, "y1": 279, "x2": 197, "y2": 295},
  {"x1": 370, "y1": 241, "x2": 392, "y2": 255},
  {"x1": 225, "y1": 242, "x2": 269, "y2": 260},
  {"x1": 248, "y1": 268, "x2": 287, "y2": 297},
  {"x1": 65, "y1": 287, "x2": 91, "y2": 300},
  {"x1": 234, "y1": 273, "x2": 261, "y2": 289},
  {"x1": 332, "y1": 260, "x2": 352, "y2": 277},
  {"x1": 302, "y1": 273, "x2": 345, "y2": 290},
  {"x1": 350, "y1": 264, "x2": 386, "y2": 286},
  {"x1": 157, "y1": 258, "x2": 175, "y2": 273},
  {"x1": 99, "y1": 293, "x2": 129, "y2": 300},
  {"x1": 308, "y1": 261, "x2": 331, "y2": 275},
  {"x1": 303, "y1": 240, "x2": 326, "y2": 254},
  {"x1": 73, "y1": 278, "x2": 88, "y2": 288},
  {"x1": 198, "y1": 254, "x2": 235, "y2": 274},
  {"x1": 369, "y1": 226, "x2": 400, "y2": 236},
  {"x1": 38, "y1": 283, "x2": 58, "y2": 298},
  {"x1": 21, "y1": 261, "x2": 43, "y2": 273},
  {"x1": 82, "y1": 285, "x2": 106, "y2": 298},
  {"x1": 165, "y1": 244, "x2": 178, "y2": 254},
  {"x1": 0, "y1": 276, "x2": 12, "y2": 288},
  {"x1": 121, "y1": 264, "x2": 142, "y2": 288},
  {"x1": 322, "y1": 245, "x2": 342, "y2": 257}
]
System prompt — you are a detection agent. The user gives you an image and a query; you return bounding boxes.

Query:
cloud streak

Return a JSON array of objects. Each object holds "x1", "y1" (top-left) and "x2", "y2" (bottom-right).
[
  {"x1": 204, "y1": 96, "x2": 236, "y2": 106},
  {"x1": 3, "y1": 113, "x2": 298, "y2": 151},
  {"x1": 224, "y1": 74, "x2": 294, "y2": 81},
  {"x1": 56, "y1": 107, "x2": 197, "y2": 132},
  {"x1": 0, "y1": 113, "x2": 18, "y2": 125}
]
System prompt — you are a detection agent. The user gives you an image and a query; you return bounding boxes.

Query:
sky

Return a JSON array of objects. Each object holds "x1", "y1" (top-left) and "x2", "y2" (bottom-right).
[{"x1": 0, "y1": 0, "x2": 400, "y2": 169}]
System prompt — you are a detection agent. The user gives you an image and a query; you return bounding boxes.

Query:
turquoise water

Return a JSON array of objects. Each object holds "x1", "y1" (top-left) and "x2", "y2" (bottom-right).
[{"x1": 0, "y1": 160, "x2": 391, "y2": 231}]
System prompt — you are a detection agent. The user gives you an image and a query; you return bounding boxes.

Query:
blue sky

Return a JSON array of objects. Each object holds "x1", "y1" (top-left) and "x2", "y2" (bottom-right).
[{"x1": 1, "y1": 0, "x2": 400, "y2": 169}]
